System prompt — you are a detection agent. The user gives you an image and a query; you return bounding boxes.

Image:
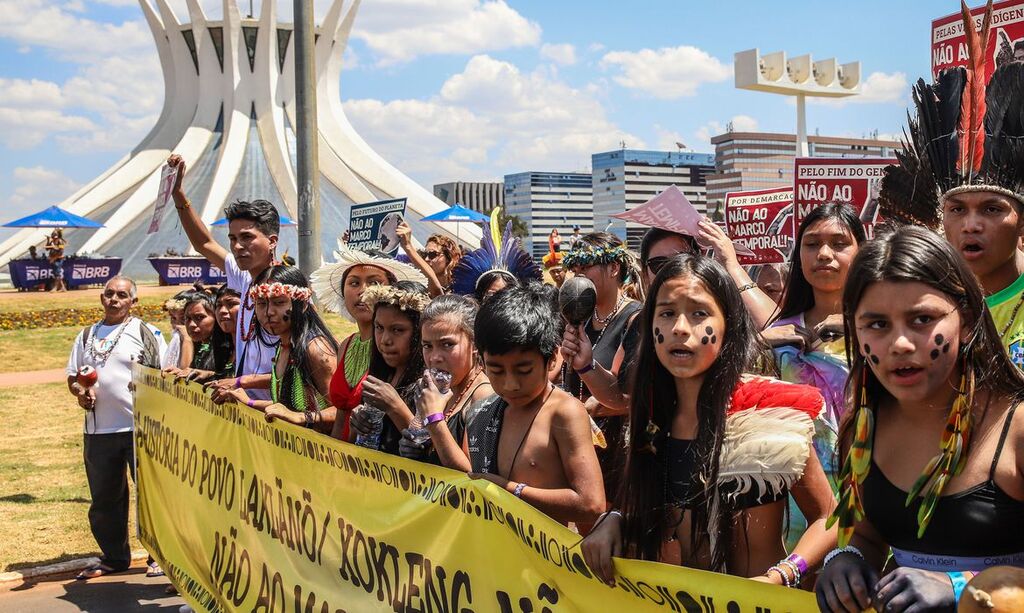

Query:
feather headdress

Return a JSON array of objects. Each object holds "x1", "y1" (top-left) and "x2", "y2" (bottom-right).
[
  {"x1": 881, "y1": 0, "x2": 1024, "y2": 229},
  {"x1": 451, "y1": 208, "x2": 541, "y2": 296}
]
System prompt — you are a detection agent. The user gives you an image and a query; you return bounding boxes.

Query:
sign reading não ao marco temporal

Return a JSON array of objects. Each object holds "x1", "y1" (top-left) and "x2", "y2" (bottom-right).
[{"x1": 132, "y1": 366, "x2": 816, "y2": 612}]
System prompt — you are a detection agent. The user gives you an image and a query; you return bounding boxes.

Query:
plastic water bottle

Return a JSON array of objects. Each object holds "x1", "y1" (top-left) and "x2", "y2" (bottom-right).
[
  {"x1": 353, "y1": 403, "x2": 385, "y2": 450},
  {"x1": 408, "y1": 369, "x2": 453, "y2": 445}
]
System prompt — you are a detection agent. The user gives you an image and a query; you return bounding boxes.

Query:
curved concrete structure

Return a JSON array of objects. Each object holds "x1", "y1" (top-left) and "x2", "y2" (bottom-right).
[{"x1": 0, "y1": 0, "x2": 478, "y2": 277}]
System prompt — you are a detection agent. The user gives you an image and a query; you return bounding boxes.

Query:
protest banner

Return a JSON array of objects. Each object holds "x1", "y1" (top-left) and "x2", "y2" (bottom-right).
[
  {"x1": 723, "y1": 188, "x2": 794, "y2": 265},
  {"x1": 793, "y1": 158, "x2": 890, "y2": 239},
  {"x1": 149, "y1": 164, "x2": 179, "y2": 235},
  {"x1": 932, "y1": 0, "x2": 1024, "y2": 81},
  {"x1": 349, "y1": 198, "x2": 407, "y2": 254},
  {"x1": 133, "y1": 366, "x2": 816, "y2": 613}
]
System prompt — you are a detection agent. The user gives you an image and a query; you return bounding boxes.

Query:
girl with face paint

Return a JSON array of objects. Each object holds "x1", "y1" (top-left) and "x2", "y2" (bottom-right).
[
  {"x1": 163, "y1": 290, "x2": 235, "y2": 383},
  {"x1": 817, "y1": 226, "x2": 1024, "y2": 613},
  {"x1": 225, "y1": 266, "x2": 340, "y2": 432},
  {"x1": 581, "y1": 254, "x2": 836, "y2": 589}
]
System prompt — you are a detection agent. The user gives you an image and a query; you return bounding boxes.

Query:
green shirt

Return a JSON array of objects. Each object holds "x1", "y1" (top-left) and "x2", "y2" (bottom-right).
[{"x1": 986, "y1": 271, "x2": 1024, "y2": 369}]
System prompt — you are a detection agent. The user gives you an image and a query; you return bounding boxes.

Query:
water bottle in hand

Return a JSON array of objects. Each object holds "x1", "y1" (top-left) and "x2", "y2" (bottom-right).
[
  {"x1": 409, "y1": 369, "x2": 453, "y2": 445},
  {"x1": 353, "y1": 403, "x2": 385, "y2": 449}
]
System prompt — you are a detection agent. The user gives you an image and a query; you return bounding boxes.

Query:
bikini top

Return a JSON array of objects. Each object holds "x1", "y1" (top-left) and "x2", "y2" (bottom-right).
[{"x1": 862, "y1": 404, "x2": 1024, "y2": 557}]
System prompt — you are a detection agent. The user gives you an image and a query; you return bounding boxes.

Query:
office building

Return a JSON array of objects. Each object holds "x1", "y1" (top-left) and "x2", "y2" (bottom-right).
[
  {"x1": 503, "y1": 172, "x2": 593, "y2": 259},
  {"x1": 706, "y1": 131, "x2": 898, "y2": 214},
  {"x1": 592, "y1": 149, "x2": 715, "y2": 248},
  {"x1": 432, "y1": 181, "x2": 504, "y2": 214}
]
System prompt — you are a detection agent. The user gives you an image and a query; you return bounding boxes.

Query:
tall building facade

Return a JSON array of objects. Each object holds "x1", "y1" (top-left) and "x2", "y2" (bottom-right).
[
  {"x1": 706, "y1": 131, "x2": 898, "y2": 215},
  {"x1": 592, "y1": 149, "x2": 715, "y2": 248},
  {"x1": 432, "y1": 181, "x2": 504, "y2": 214},
  {"x1": 503, "y1": 172, "x2": 593, "y2": 259}
]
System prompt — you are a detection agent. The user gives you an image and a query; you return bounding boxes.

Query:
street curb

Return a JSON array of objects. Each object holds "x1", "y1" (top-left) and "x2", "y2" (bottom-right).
[{"x1": 0, "y1": 550, "x2": 149, "y2": 591}]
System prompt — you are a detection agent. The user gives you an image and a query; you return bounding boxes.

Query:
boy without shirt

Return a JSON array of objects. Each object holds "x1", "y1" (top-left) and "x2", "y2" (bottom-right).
[
  {"x1": 942, "y1": 191, "x2": 1024, "y2": 367},
  {"x1": 439, "y1": 284, "x2": 605, "y2": 526}
]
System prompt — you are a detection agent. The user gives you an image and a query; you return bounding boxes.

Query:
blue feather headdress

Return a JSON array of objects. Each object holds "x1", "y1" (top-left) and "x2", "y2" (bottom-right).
[{"x1": 451, "y1": 208, "x2": 541, "y2": 296}]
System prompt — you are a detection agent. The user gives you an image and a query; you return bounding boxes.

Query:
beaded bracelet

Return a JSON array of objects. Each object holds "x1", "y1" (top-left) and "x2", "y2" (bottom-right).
[
  {"x1": 513, "y1": 482, "x2": 527, "y2": 498},
  {"x1": 766, "y1": 565, "x2": 791, "y2": 587},
  {"x1": 824, "y1": 546, "x2": 864, "y2": 568},
  {"x1": 779, "y1": 559, "x2": 801, "y2": 586}
]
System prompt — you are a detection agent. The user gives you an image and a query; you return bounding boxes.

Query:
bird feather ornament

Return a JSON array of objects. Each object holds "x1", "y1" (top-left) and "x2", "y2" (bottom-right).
[
  {"x1": 450, "y1": 207, "x2": 541, "y2": 296},
  {"x1": 956, "y1": 0, "x2": 993, "y2": 177}
]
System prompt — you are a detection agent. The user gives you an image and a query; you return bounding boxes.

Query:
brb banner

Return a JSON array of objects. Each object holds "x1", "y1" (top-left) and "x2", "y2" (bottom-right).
[
  {"x1": 932, "y1": 0, "x2": 1024, "y2": 81},
  {"x1": 8, "y1": 257, "x2": 122, "y2": 290},
  {"x1": 148, "y1": 257, "x2": 227, "y2": 285},
  {"x1": 723, "y1": 188, "x2": 794, "y2": 265},
  {"x1": 133, "y1": 367, "x2": 815, "y2": 613},
  {"x1": 793, "y1": 158, "x2": 891, "y2": 239}
]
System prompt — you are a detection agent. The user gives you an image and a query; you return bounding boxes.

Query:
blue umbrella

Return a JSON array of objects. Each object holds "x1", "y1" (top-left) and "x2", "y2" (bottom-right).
[
  {"x1": 420, "y1": 204, "x2": 490, "y2": 245},
  {"x1": 3, "y1": 205, "x2": 103, "y2": 228},
  {"x1": 211, "y1": 215, "x2": 297, "y2": 226}
]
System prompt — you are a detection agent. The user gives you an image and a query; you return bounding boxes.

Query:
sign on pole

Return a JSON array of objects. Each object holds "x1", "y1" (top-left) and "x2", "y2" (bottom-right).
[
  {"x1": 347, "y1": 197, "x2": 407, "y2": 254},
  {"x1": 723, "y1": 188, "x2": 794, "y2": 265},
  {"x1": 793, "y1": 158, "x2": 891, "y2": 239},
  {"x1": 932, "y1": 0, "x2": 1024, "y2": 81}
]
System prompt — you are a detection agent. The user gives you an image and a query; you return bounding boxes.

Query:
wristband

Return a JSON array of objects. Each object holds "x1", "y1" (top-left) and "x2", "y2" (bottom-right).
[
  {"x1": 576, "y1": 359, "x2": 595, "y2": 375},
  {"x1": 824, "y1": 546, "x2": 864, "y2": 568},
  {"x1": 234, "y1": 376, "x2": 242, "y2": 389},
  {"x1": 246, "y1": 399, "x2": 256, "y2": 408},
  {"x1": 785, "y1": 553, "x2": 808, "y2": 576},
  {"x1": 738, "y1": 282, "x2": 757, "y2": 293},
  {"x1": 423, "y1": 412, "x2": 446, "y2": 426},
  {"x1": 512, "y1": 482, "x2": 527, "y2": 498},
  {"x1": 948, "y1": 571, "x2": 967, "y2": 603}
]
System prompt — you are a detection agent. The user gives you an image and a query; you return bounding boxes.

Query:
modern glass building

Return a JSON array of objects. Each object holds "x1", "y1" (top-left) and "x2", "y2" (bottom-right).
[
  {"x1": 592, "y1": 149, "x2": 715, "y2": 249},
  {"x1": 503, "y1": 172, "x2": 593, "y2": 259}
]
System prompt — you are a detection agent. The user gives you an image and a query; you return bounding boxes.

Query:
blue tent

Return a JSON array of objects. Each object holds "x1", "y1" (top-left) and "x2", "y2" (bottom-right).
[
  {"x1": 419, "y1": 204, "x2": 489, "y2": 223},
  {"x1": 211, "y1": 215, "x2": 296, "y2": 226},
  {"x1": 3, "y1": 205, "x2": 104, "y2": 228}
]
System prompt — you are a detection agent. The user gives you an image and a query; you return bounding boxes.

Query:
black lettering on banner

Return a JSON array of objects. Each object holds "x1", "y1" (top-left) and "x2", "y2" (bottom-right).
[{"x1": 209, "y1": 527, "x2": 252, "y2": 606}]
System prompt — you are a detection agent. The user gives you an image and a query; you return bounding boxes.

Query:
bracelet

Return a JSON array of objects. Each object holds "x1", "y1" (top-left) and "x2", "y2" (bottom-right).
[
  {"x1": 234, "y1": 376, "x2": 242, "y2": 389},
  {"x1": 823, "y1": 546, "x2": 864, "y2": 568},
  {"x1": 576, "y1": 359, "x2": 595, "y2": 375},
  {"x1": 779, "y1": 559, "x2": 802, "y2": 586},
  {"x1": 785, "y1": 553, "x2": 808, "y2": 576},
  {"x1": 304, "y1": 410, "x2": 315, "y2": 428},
  {"x1": 423, "y1": 412, "x2": 446, "y2": 426},
  {"x1": 948, "y1": 571, "x2": 967, "y2": 603},
  {"x1": 766, "y1": 565, "x2": 791, "y2": 588},
  {"x1": 246, "y1": 399, "x2": 256, "y2": 408},
  {"x1": 512, "y1": 482, "x2": 527, "y2": 498},
  {"x1": 175, "y1": 198, "x2": 191, "y2": 210},
  {"x1": 738, "y1": 282, "x2": 757, "y2": 293}
]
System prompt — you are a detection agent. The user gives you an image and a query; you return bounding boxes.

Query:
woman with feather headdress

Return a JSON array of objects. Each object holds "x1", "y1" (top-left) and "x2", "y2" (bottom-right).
[
  {"x1": 580, "y1": 253, "x2": 835, "y2": 589},
  {"x1": 450, "y1": 208, "x2": 542, "y2": 303}
]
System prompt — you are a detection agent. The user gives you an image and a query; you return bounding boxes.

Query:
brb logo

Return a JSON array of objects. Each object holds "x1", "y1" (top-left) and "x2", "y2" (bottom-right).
[
  {"x1": 72, "y1": 265, "x2": 111, "y2": 280},
  {"x1": 207, "y1": 266, "x2": 226, "y2": 280},
  {"x1": 25, "y1": 266, "x2": 53, "y2": 281},
  {"x1": 166, "y1": 264, "x2": 203, "y2": 279}
]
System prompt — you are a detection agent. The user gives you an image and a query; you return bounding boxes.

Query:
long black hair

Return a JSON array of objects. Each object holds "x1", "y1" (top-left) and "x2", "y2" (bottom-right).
[
  {"x1": 254, "y1": 265, "x2": 339, "y2": 403},
  {"x1": 368, "y1": 280, "x2": 428, "y2": 400},
  {"x1": 618, "y1": 254, "x2": 760, "y2": 571},
  {"x1": 838, "y1": 225, "x2": 1024, "y2": 450},
  {"x1": 775, "y1": 202, "x2": 866, "y2": 322},
  {"x1": 212, "y1": 284, "x2": 239, "y2": 375}
]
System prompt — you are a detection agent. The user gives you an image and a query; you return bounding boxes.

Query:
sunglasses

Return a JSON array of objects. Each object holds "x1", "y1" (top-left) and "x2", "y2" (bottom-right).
[
  {"x1": 423, "y1": 250, "x2": 443, "y2": 260},
  {"x1": 645, "y1": 256, "x2": 671, "y2": 275}
]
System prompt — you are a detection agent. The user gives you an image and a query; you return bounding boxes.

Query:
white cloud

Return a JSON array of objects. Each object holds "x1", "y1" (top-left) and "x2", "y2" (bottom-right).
[
  {"x1": 694, "y1": 114, "x2": 759, "y2": 146},
  {"x1": 0, "y1": 108, "x2": 96, "y2": 149},
  {"x1": 7, "y1": 166, "x2": 82, "y2": 215},
  {"x1": 540, "y1": 43, "x2": 577, "y2": 66},
  {"x1": 0, "y1": 78, "x2": 65, "y2": 109},
  {"x1": 811, "y1": 71, "x2": 908, "y2": 107},
  {"x1": 345, "y1": 54, "x2": 643, "y2": 183},
  {"x1": 352, "y1": 0, "x2": 541, "y2": 65},
  {"x1": 600, "y1": 46, "x2": 730, "y2": 99}
]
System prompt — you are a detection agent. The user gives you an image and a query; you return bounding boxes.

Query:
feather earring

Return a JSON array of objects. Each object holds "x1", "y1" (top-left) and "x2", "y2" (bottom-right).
[{"x1": 827, "y1": 366, "x2": 873, "y2": 548}]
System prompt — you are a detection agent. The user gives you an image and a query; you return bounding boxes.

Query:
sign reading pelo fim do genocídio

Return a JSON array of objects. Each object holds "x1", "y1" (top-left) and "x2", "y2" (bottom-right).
[{"x1": 348, "y1": 197, "x2": 407, "y2": 255}]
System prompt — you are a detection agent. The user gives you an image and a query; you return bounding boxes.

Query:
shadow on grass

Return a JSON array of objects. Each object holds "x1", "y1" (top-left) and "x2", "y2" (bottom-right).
[{"x1": 0, "y1": 493, "x2": 89, "y2": 504}]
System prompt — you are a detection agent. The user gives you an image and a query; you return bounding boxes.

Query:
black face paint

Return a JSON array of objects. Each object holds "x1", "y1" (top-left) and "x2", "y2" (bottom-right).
[
  {"x1": 654, "y1": 327, "x2": 664, "y2": 344},
  {"x1": 935, "y1": 334, "x2": 944, "y2": 346},
  {"x1": 930, "y1": 349, "x2": 940, "y2": 360},
  {"x1": 943, "y1": 342, "x2": 951, "y2": 353},
  {"x1": 700, "y1": 326, "x2": 716, "y2": 345},
  {"x1": 863, "y1": 343, "x2": 880, "y2": 365},
  {"x1": 283, "y1": 310, "x2": 292, "y2": 323}
]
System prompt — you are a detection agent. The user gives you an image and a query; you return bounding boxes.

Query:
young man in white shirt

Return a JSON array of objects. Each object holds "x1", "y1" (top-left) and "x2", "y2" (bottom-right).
[
  {"x1": 166, "y1": 154, "x2": 279, "y2": 400},
  {"x1": 66, "y1": 276, "x2": 166, "y2": 579}
]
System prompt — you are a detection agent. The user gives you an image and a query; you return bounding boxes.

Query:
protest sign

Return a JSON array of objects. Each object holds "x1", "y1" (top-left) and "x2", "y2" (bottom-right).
[
  {"x1": 723, "y1": 188, "x2": 794, "y2": 265},
  {"x1": 134, "y1": 366, "x2": 815, "y2": 613},
  {"x1": 932, "y1": 0, "x2": 1024, "y2": 81},
  {"x1": 149, "y1": 164, "x2": 179, "y2": 235},
  {"x1": 348, "y1": 198, "x2": 407, "y2": 254},
  {"x1": 793, "y1": 158, "x2": 891, "y2": 239}
]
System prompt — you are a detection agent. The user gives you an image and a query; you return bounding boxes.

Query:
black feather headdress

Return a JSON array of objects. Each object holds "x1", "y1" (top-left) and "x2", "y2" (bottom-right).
[{"x1": 881, "y1": 0, "x2": 1024, "y2": 229}]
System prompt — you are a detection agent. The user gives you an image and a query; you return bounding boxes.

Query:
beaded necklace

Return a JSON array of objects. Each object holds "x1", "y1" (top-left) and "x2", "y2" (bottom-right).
[
  {"x1": 192, "y1": 341, "x2": 212, "y2": 368},
  {"x1": 343, "y1": 335, "x2": 372, "y2": 387},
  {"x1": 271, "y1": 344, "x2": 310, "y2": 412},
  {"x1": 445, "y1": 368, "x2": 483, "y2": 418},
  {"x1": 998, "y1": 290, "x2": 1024, "y2": 338},
  {"x1": 87, "y1": 317, "x2": 134, "y2": 364},
  {"x1": 239, "y1": 281, "x2": 259, "y2": 342}
]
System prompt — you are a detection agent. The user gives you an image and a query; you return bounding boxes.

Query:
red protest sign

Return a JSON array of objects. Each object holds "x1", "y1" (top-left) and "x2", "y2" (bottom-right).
[
  {"x1": 793, "y1": 158, "x2": 890, "y2": 239},
  {"x1": 932, "y1": 0, "x2": 1024, "y2": 81},
  {"x1": 723, "y1": 188, "x2": 794, "y2": 265}
]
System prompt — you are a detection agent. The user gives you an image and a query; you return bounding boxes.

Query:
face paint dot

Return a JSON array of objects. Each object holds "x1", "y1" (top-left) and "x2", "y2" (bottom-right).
[
  {"x1": 705, "y1": 326, "x2": 713, "y2": 335},
  {"x1": 701, "y1": 336, "x2": 709, "y2": 345},
  {"x1": 864, "y1": 344, "x2": 871, "y2": 354},
  {"x1": 870, "y1": 355, "x2": 880, "y2": 365},
  {"x1": 711, "y1": 335, "x2": 717, "y2": 344},
  {"x1": 654, "y1": 327, "x2": 661, "y2": 337},
  {"x1": 943, "y1": 342, "x2": 950, "y2": 353},
  {"x1": 935, "y1": 334, "x2": 944, "y2": 346},
  {"x1": 930, "y1": 349, "x2": 940, "y2": 360},
  {"x1": 656, "y1": 334, "x2": 664, "y2": 344}
]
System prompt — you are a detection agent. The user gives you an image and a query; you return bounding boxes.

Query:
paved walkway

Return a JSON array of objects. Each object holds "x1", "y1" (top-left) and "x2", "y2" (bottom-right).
[
  {"x1": 0, "y1": 369, "x2": 66, "y2": 388},
  {"x1": 0, "y1": 568, "x2": 184, "y2": 612}
]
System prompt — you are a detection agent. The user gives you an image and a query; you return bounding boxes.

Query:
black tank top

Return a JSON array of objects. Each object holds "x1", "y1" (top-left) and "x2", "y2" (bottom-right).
[{"x1": 862, "y1": 404, "x2": 1024, "y2": 557}]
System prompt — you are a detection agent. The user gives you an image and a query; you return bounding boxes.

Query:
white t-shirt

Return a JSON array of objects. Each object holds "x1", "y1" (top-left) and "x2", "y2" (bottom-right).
[
  {"x1": 66, "y1": 318, "x2": 167, "y2": 434},
  {"x1": 225, "y1": 254, "x2": 276, "y2": 400},
  {"x1": 161, "y1": 328, "x2": 182, "y2": 369}
]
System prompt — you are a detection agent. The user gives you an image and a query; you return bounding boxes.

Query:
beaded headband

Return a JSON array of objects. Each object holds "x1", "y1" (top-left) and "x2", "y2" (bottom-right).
[
  {"x1": 360, "y1": 284, "x2": 430, "y2": 313},
  {"x1": 561, "y1": 244, "x2": 629, "y2": 270},
  {"x1": 163, "y1": 298, "x2": 187, "y2": 311},
  {"x1": 248, "y1": 282, "x2": 313, "y2": 302}
]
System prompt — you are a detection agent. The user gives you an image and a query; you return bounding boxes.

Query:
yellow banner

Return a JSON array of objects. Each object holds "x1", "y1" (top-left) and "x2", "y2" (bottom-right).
[{"x1": 133, "y1": 366, "x2": 817, "y2": 612}]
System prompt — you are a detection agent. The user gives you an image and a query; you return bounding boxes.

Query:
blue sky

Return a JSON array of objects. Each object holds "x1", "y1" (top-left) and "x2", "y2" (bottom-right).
[{"x1": 0, "y1": 0, "x2": 958, "y2": 242}]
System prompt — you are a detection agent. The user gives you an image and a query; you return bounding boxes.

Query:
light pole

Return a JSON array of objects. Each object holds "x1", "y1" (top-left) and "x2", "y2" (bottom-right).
[
  {"x1": 294, "y1": 0, "x2": 320, "y2": 277},
  {"x1": 734, "y1": 49, "x2": 861, "y2": 156}
]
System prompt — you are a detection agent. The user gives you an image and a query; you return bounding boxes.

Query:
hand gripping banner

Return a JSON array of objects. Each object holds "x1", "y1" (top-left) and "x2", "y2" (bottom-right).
[{"x1": 132, "y1": 366, "x2": 817, "y2": 612}]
